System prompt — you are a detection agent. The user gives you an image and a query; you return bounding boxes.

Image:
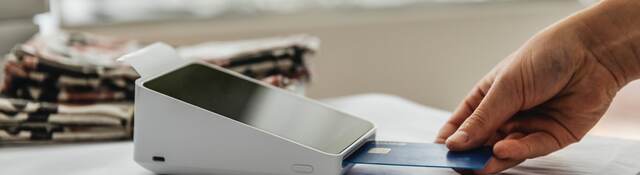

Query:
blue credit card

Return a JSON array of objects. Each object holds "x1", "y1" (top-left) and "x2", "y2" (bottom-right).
[{"x1": 344, "y1": 141, "x2": 492, "y2": 170}]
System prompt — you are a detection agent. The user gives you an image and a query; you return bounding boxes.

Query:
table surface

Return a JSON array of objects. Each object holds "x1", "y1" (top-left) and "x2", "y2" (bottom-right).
[{"x1": 1, "y1": 94, "x2": 639, "y2": 175}]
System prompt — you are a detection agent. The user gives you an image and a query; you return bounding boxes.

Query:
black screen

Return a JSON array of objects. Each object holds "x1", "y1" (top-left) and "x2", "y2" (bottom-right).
[{"x1": 144, "y1": 63, "x2": 373, "y2": 154}]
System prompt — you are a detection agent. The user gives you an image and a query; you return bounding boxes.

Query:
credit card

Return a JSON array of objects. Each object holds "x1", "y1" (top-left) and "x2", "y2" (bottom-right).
[{"x1": 344, "y1": 141, "x2": 492, "y2": 170}]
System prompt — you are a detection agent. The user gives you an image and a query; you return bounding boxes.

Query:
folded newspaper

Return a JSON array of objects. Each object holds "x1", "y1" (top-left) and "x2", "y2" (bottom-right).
[{"x1": 0, "y1": 32, "x2": 319, "y2": 144}]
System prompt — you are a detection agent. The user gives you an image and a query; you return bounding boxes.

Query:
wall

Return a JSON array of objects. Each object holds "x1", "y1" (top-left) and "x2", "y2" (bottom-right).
[
  {"x1": 0, "y1": 0, "x2": 46, "y2": 54},
  {"x1": 67, "y1": 0, "x2": 588, "y2": 111}
]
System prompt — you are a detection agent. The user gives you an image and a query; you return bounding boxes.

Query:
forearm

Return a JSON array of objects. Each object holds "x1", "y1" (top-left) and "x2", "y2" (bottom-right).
[{"x1": 572, "y1": 0, "x2": 640, "y2": 86}]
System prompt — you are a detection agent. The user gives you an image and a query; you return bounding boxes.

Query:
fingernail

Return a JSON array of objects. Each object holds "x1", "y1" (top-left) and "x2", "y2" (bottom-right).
[{"x1": 446, "y1": 131, "x2": 469, "y2": 145}]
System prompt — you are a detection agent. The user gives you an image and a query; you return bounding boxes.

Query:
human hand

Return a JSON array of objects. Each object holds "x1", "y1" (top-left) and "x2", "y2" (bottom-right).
[{"x1": 435, "y1": 0, "x2": 640, "y2": 174}]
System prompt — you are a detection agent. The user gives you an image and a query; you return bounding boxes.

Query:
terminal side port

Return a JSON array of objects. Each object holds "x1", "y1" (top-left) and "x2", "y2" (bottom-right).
[{"x1": 153, "y1": 156, "x2": 166, "y2": 162}]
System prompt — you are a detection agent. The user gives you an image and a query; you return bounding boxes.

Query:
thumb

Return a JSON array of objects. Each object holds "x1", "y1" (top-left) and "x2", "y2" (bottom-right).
[{"x1": 446, "y1": 78, "x2": 522, "y2": 151}]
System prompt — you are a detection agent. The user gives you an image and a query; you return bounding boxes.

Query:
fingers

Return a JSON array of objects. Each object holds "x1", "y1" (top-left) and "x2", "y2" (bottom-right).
[
  {"x1": 438, "y1": 57, "x2": 523, "y2": 151},
  {"x1": 436, "y1": 86, "x2": 486, "y2": 144},
  {"x1": 484, "y1": 132, "x2": 506, "y2": 146},
  {"x1": 437, "y1": 74, "x2": 496, "y2": 143},
  {"x1": 469, "y1": 132, "x2": 561, "y2": 174},
  {"x1": 450, "y1": 129, "x2": 558, "y2": 174},
  {"x1": 499, "y1": 114, "x2": 578, "y2": 147},
  {"x1": 454, "y1": 156, "x2": 524, "y2": 175},
  {"x1": 504, "y1": 132, "x2": 525, "y2": 140},
  {"x1": 476, "y1": 157, "x2": 525, "y2": 174},
  {"x1": 460, "y1": 132, "x2": 526, "y2": 174},
  {"x1": 493, "y1": 132, "x2": 561, "y2": 160},
  {"x1": 436, "y1": 59, "x2": 508, "y2": 144},
  {"x1": 435, "y1": 122, "x2": 458, "y2": 144},
  {"x1": 446, "y1": 77, "x2": 523, "y2": 151}
]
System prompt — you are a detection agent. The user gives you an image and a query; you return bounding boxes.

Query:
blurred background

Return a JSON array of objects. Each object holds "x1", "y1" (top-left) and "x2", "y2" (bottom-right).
[{"x1": 1, "y1": 0, "x2": 638, "y2": 140}]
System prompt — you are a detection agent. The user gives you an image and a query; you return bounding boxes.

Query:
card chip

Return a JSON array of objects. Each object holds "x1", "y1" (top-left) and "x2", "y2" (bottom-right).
[{"x1": 368, "y1": 148, "x2": 391, "y2": 154}]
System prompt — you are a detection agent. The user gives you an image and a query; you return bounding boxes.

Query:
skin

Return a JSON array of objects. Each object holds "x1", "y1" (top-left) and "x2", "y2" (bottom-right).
[{"x1": 434, "y1": 0, "x2": 640, "y2": 174}]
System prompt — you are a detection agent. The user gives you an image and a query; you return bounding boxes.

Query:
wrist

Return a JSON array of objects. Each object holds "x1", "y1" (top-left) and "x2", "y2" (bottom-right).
[{"x1": 573, "y1": 0, "x2": 640, "y2": 86}]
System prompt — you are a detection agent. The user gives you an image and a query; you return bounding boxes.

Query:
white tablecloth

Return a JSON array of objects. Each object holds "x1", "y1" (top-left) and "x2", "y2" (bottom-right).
[{"x1": 1, "y1": 94, "x2": 639, "y2": 175}]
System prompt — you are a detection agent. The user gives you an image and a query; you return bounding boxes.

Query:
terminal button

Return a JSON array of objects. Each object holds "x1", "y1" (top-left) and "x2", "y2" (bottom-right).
[{"x1": 291, "y1": 164, "x2": 313, "y2": 173}]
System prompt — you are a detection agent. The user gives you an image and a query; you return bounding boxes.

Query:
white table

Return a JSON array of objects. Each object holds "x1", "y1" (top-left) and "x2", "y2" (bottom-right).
[{"x1": 1, "y1": 94, "x2": 639, "y2": 175}]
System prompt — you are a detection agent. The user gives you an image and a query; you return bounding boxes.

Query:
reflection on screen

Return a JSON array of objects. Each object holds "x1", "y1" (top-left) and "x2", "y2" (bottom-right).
[{"x1": 144, "y1": 63, "x2": 373, "y2": 154}]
